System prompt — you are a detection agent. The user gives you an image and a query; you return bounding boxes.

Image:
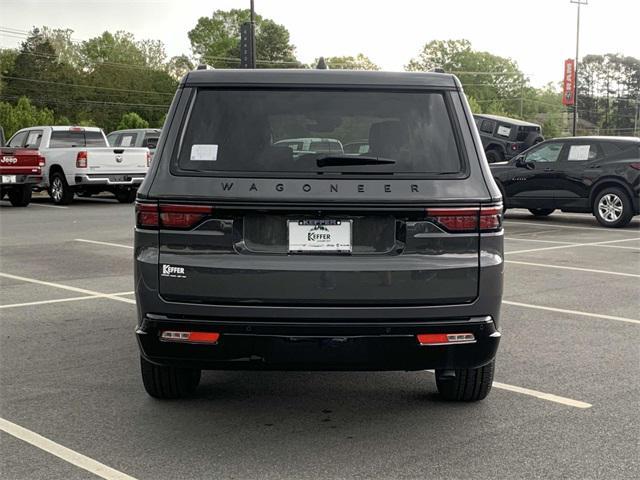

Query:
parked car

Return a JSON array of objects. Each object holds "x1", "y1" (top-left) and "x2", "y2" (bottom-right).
[
  {"x1": 491, "y1": 136, "x2": 640, "y2": 227},
  {"x1": 4, "y1": 126, "x2": 151, "y2": 204},
  {"x1": 474, "y1": 114, "x2": 544, "y2": 163},
  {"x1": 273, "y1": 137, "x2": 343, "y2": 158},
  {"x1": 107, "y1": 128, "x2": 161, "y2": 158},
  {"x1": 1, "y1": 147, "x2": 45, "y2": 206},
  {"x1": 343, "y1": 140, "x2": 370, "y2": 154},
  {"x1": 135, "y1": 69, "x2": 503, "y2": 401}
]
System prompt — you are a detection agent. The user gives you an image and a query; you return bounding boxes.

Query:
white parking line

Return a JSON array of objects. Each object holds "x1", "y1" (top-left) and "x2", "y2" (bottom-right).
[
  {"x1": 0, "y1": 291, "x2": 134, "y2": 309},
  {"x1": 31, "y1": 203, "x2": 69, "y2": 209},
  {"x1": 505, "y1": 220, "x2": 640, "y2": 233},
  {"x1": 505, "y1": 260, "x2": 640, "y2": 278},
  {"x1": 503, "y1": 300, "x2": 640, "y2": 325},
  {"x1": 0, "y1": 272, "x2": 135, "y2": 305},
  {"x1": 491, "y1": 382, "x2": 592, "y2": 409},
  {"x1": 0, "y1": 417, "x2": 138, "y2": 480},
  {"x1": 505, "y1": 237, "x2": 640, "y2": 255},
  {"x1": 507, "y1": 237, "x2": 575, "y2": 245},
  {"x1": 426, "y1": 371, "x2": 592, "y2": 408},
  {"x1": 75, "y1": 238, "x2": 133, "y2": 249}
]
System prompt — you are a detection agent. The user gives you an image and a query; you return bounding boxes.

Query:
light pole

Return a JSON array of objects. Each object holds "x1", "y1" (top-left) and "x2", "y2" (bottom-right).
[{"x1": 570, "y1": 0, "x2": 588, "y2": 136}]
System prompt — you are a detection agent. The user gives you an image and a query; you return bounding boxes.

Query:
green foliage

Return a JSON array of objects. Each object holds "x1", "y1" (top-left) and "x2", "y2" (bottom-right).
[
  {"x1": 0, "y1": 96, "x2": 54, "y2": 137},
  {"x1": 578, "y1": 53, "x2": 639, "y2": 135},
  {"x1": 188, "y1": 9, "x2": 300, "y2": 68},
  {"x1": 316, "y1": 54, "x2": 380, "y2": 70},
  {"x1": 117, "y1": 112, "x2": 149, "y2": 130}
]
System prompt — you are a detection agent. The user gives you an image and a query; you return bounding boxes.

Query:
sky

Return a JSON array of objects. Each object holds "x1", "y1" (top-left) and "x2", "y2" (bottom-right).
[{"x1": 1, "y1": 0, "x2": 639, "y2": 87}]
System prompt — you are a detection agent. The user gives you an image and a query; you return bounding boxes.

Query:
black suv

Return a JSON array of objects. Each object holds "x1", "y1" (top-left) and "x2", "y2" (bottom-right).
[
  {"x1": 491, "y1": 136, "x2": 640, "y2": 227},
  {"x1": 474, "y1": 114, "x2": 543, "y2": 163},
  {"x1": 134, "y1": 69, "x2": 504, "y2": 401}
]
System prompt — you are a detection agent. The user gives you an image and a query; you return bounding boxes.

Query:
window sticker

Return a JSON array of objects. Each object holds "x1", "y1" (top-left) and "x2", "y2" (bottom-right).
[
  {"x1": 497, "y1": 125, "x2": 511, "y2": 137},
  {"x1": 568, "y1": 145, "x2": 590, "y2": 161},
  {"x1": 121, "y1": 135, "x2": 133, "y2": 147},
  {"x1": 26, "y1": 132, "x2": 40, "y2": 146},
  {"x1": 190, "y1": 144, "x2": 218, "y2": 161}
]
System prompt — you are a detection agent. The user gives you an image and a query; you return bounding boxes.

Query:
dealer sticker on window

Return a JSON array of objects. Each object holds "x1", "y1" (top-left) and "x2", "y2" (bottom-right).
[{"x1": 288, "y1": 219, "x2": 352, "y2": 253}]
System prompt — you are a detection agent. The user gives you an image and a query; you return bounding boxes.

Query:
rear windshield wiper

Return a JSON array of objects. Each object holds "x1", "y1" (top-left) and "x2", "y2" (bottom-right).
[{"x1": 315, "y1": 155, "x2": 396, "y2": 168}]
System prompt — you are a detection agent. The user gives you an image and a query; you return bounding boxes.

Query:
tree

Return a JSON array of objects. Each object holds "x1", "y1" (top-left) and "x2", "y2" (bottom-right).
[
  {"x1": 407, "y1": 40, "x2": 526, "y2": 115},
  {"x1": 315, "y1": 54, "x2": 380, "y2": 70},
  {"x1": 117, "y1": 112, "x2": 149, "y2": 130},
  {"x1": 0, "y1": 96, "x2": 54, "y2": 137},
  {"x1": 188, "y1": 9, "x2": 300, "y2": 68},
  {"x1": 167, "y1": 54, "x2": 195, "y2": 80}
]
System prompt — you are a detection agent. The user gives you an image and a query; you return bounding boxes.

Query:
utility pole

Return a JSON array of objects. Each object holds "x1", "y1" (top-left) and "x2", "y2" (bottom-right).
[
  {"x1": 240, "y1": 0, "x2": 257, "y2": 68},
  {"x1": 570, "y1": 0, "x2": 587, "y2": 136}
]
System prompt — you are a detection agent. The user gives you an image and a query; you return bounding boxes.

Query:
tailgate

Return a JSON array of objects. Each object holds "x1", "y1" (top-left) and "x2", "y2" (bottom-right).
[
  {"x1": 0, "y1": 148, "x2": 43, "y2": 176},
  {"x1": 86, "y1": 147, "x2": 149, "y2": 174},
  {"x1": 155, "y1": 204, "x2": 494, "y2": 307}
]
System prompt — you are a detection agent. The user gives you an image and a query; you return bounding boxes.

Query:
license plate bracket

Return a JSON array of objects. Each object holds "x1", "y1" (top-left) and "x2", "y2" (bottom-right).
[{"x1": 288, "y1": 219, "x2": 352, "y2": 253}]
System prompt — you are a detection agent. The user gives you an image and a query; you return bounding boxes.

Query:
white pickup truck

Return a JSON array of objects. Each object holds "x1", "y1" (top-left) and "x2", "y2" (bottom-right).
[{"x1": 4, "y1": 126, "x2": 150, "y2": 204}]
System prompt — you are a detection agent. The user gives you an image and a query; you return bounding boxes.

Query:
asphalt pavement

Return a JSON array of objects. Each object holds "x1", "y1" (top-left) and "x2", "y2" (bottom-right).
[{"x1": 1, "y1": 195, "x2": 639, "y2": 480}]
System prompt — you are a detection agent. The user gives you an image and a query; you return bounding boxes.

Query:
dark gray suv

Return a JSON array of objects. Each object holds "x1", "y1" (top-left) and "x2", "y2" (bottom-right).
[{"x1": 134, "y1": 69, "x2": 504, "y2": 401}]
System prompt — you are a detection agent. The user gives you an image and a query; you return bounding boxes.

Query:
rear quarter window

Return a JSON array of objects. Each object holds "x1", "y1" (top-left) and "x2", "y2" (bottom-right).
[{"x1": 173, "y1": 89, "x2": 465, "y2": 177}]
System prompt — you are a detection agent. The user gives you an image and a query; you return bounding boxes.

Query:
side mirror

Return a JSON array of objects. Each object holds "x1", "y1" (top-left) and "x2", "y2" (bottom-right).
[
  {"x1": 514, "y1": 157, "x2": 526, "y2": 167},
  {"x1": 515, "y1": 157, "x2": 535, "y2": 170}
]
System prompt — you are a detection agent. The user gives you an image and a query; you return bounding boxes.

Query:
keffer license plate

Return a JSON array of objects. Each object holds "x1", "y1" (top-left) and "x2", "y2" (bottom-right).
[{"x1": 288, "y1": 219, "x2": 352, "y2": 253}]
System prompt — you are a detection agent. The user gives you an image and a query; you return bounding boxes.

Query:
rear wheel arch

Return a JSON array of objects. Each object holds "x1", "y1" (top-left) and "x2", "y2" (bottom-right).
[
  {"x1": 589, "y1": 178, "x2": 634, "y2": 209},
  {"x1": 48, "y1": 164, "x2": 65, "y2": 180}
]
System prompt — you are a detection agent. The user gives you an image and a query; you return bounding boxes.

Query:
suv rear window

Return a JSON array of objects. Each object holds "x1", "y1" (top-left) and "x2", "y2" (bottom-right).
[
  {"x1": 175, "y1": 89, "x2": 463, "y2": 175},
  {"x1": 50, "y1": 130, "x2": 107, "y2": 148}
]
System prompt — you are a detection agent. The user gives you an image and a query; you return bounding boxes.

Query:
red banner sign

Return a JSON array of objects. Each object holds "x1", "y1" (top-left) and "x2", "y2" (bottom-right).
[{"x1": 562, "y1": 59, "x2": 575, "y2": 106}]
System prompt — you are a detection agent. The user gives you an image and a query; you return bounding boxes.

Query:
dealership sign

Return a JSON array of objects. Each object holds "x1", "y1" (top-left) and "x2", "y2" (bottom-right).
[{"x1": 562, "y1": 59, "x2": 576, "y2": 106}]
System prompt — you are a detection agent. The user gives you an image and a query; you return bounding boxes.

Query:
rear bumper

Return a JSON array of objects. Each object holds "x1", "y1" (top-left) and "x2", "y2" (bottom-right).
[
  {"x1": 1, "y1": 175, "x2": 41, "y2": 186},
  {"x1": 136, "y1": 315, "x2": 500, "y2": 371},
  {"x1": 74, "y1": 174, "x2": 145, "y2": 186}
]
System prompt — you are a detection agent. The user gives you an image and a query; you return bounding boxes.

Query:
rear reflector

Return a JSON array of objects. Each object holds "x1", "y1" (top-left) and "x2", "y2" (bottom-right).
[
  {"x1": 160, "y1": 331, "x2": 220, "y2": 344},
  {"x1": 426, "y1": 205, "x2": 502, "y2": 232},
  {"x1": 417, "y1": 333, "x2": 476, "y2": 346},
  {"x1": 135, "y1": 202, "x2": 213, "y2": 229}
]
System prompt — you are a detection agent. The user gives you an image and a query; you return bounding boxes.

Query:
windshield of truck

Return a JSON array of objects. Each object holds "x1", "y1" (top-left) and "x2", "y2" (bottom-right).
[{"x1": 175, "y1": 89, "x2": 463, "y2": 175}]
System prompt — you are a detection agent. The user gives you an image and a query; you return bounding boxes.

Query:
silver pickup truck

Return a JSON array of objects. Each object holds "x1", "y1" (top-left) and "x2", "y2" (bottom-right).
[{"x1": 5, "y1": 126, "x2": 150, "y2": 204}]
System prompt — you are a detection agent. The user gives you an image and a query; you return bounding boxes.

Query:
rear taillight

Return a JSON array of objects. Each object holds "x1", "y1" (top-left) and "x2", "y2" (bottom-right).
[
  {"x1": 135, "y1": 202, "x2": 213, "y2": 230},
  {"x1": 630, "y1": 162, "x2": 640, "y2": 171},
  {"x1": 135, "y1": 202, "x2": 159, "y2": 228},
  {"x1": 426, "y1": 204, "x2": 502, "y2": 233},
  {"x1": 511, "y1": 144, "x2": 518, "y2": 151},
  {"x1": 160, "y1": 331, "x2": 220, "y2": 344},
  {"x1": 417, "y1": 333, "x2": 475, "y2": 346},
  {"x1": 76, "y1": 151, "x2": 88, "y2": 168},
  {"x1": 38, "y1": 155, "x2": 46, "y2": 167},
  {"x1": 146, "y1": 151, "x2": 152, "y2": 167}
]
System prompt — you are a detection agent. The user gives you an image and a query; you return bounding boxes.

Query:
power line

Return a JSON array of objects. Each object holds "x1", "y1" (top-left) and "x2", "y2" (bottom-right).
[
  {"x1": 0, "y1": 94, "x2": 170, "y2": 110},
  {"x1": 0, "y1": 75, "x2": 175, "y2": 96}
]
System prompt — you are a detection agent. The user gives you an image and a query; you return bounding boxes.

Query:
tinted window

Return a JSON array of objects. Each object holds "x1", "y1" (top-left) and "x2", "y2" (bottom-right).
[
  {"x1": 526, "y1": 142, "x2": 563, "y2": 163},
  {"x1": 567, "y1": 143, "x2": 599, "y2": 161},
  {"x1": 106, "y1": 133, "x2": 118, "y2": 146},
  {"x1": 85, "y1": 131, "x2": 107, "y2": 147},
  {"x1": 176, "y1": 89, "x2": 463, "y2": 175},
  {"x1": 144, "y1": 136, "x2": 159, "y2": 149},
  {"x1": 7, "y1": 131, "x2": 28, "y2": 147},
  {"x1": 49, "y1": 130, "x2": 85, "y2": 148}
]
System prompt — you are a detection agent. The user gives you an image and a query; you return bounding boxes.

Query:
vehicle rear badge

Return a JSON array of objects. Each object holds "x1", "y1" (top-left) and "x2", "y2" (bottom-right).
[
  {"x1": 115, "y1": 154, "x2": 123, "y2": 163},
  {"x1": 161, "y1": 264, "x2": 186, "y2": 278}
]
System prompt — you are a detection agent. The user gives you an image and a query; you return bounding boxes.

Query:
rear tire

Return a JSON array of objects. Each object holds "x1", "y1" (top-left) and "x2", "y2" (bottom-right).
[
  {"x1": 528, "y1": 208, "x2": 554, "y2": 217},
  {"x1": 435, "y1": 360, "x2": 495, "y2": 402},
  {"x1": 49, "y1": 172, "x2": 74, "y2": 205},
  {"x1": 485, "y1": 149, "x2": 503, "y2": 163},
  {"x1": 593, "y1": 187, "x2": 633, "y2": 228},
  {"x1": 115, "y1": 189, "x2": 136, "y2": 204},
  {"x1": 140, "y1": 356, "x2": 201, "y2": 399},
  {"x1": 8, "y1": 185, "x2": 32, "y2": 207}
]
